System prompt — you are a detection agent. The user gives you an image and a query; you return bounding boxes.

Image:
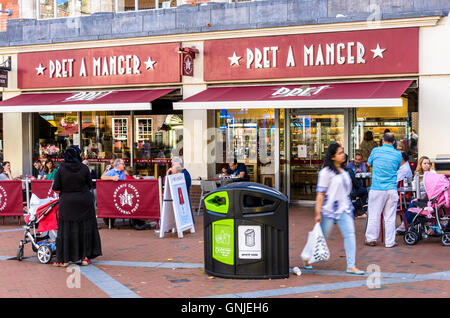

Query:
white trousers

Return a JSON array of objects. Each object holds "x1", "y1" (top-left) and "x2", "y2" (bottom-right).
[{"x1": 365, "y1": 189, "x2": 399, "y2": 247}]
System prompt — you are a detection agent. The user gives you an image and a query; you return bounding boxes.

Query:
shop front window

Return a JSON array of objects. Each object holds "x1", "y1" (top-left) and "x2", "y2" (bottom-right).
[
  {"x1": 216, "y1": 109, "x2": 275, "y2": 187},
  {"x1": 289, "y1": 112, "x2": 345, "y2": 201},
  {"x1": 34, "y1": 112, "x2": 79, "y2": 161},
  {"x1": 80, "y1": 112, "x2": 129, "y2": 178},
  {"x1": 353, "y1": 97, "x2": 417, "y2": 162},
  {"x1": 34, "y1": 111, "x2": 182, "y2": 179},
  {"x1": 133, "y1": 112, "x2": 183, "y2": 178}
]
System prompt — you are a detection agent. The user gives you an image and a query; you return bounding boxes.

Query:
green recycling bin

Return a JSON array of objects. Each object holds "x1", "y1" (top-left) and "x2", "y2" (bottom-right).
[{"x1": 203, "y1": 182, "x2": 289, "y2": 279}]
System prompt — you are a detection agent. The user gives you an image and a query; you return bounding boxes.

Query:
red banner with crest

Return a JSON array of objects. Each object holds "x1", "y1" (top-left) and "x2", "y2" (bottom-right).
[
  {"x1": 30, "y1": 180, "x2": 59, "y2": 200},
  {"x1": 96, "y1": 180, "x2": 160, "y2": 220},
  {"x1": 0, "y1": 181, "x2": 24, "y2": 217}
]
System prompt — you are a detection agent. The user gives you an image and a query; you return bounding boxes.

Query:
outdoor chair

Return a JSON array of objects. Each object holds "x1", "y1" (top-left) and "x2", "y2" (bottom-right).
[
  {"x1": 197, "y1": 180, "x2": 218, "y2": 215},
  {"x1": 379, "y1": 180, "x2": 410, "y2": 243}
]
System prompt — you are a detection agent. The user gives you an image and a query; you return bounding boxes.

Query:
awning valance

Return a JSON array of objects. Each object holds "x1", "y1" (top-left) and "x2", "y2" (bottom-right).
[
  {"x1": 173, "y1": 81, "x2": 413, "y2": 110},
  {"x1": 0, "y1": 89, "x2": 175, "y2": 113}
]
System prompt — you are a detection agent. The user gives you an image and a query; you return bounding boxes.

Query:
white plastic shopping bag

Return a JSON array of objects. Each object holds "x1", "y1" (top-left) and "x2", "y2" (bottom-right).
[{"x1": 301, "y1": 223, "x2": 330, "y2": 264}]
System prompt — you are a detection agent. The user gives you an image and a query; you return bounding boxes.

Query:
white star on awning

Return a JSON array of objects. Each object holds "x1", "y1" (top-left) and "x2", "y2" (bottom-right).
[
  {"x1": 144, "y1": 57, "x2": 157, "y2": 70},
  {"x1": 228, "y1": 52, "x2": 242, "y2": 66},
  {"x1": 36, "y1": 63, "x2": 46, "y2": 75},
  {"x1": 371, "y1": 44, "x2": 386, "y2": 59}
]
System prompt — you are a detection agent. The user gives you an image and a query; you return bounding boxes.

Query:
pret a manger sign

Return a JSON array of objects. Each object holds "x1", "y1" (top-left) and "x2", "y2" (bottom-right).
[
  {"x1": 18, "y1": 43, "x2": 182, "y2": 89},
  {"x1": 205, "y1": 28, "x2": 418, "y2": 81}
]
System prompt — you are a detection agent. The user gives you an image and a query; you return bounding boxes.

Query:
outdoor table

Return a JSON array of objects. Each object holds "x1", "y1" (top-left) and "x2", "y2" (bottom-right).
[
  {"x1": 208, "y1": 177, "x2": 243, "y2": 187},
  {"x1": 355, "y1": 173, "x2": 372, "y2": 187},
  {"x1": 397, "y1": 186, "x2": 420, "y2": 212},
  {"x1": 397, "y1": 186, "x2": 415, "y2": 193},
  {"x1": 397, "y1": 186, "x2": 420, "y2": 198}
]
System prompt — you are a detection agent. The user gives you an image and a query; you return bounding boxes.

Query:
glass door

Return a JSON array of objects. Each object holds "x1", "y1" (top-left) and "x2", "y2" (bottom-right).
[{"x1": 288, "y1": 111, "x2": 345, "y2": 201}]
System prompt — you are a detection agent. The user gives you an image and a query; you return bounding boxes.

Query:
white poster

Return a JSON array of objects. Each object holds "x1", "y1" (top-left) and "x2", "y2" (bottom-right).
[
  {"x1": 73, "y1": 133, "x2": 80, "y2": 146},
  {"x1": 238, "y1": 225, "x2": 262, "y2": 259},
  {"x1": 298, "y1": 145, "x2": 307, "y2": 158},
  {"x1": 159, "y1": 174, "x2": 195, "y2": 239}
]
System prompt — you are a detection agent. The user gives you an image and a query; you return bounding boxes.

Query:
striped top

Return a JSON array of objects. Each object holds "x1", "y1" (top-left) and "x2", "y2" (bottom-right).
[{"x1": 368, "y1": 145, "x2": 402, "y2": 191}]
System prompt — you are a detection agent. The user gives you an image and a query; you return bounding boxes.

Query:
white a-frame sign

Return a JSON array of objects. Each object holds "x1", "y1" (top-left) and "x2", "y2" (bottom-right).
[{"x1": 160, "y1": 173, "x2": 195, "y2": 238}]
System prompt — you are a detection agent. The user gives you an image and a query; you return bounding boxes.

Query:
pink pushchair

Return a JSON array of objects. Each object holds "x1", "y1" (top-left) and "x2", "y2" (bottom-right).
[{"x1": 404, "y1": 172, "x2": 450, "y2": 246}]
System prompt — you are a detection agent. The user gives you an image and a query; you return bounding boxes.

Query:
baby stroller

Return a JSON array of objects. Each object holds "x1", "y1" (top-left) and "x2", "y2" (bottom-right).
[
  {"x1": 404, "y1": 172, "x2": 450, "y2": 246},
  {"x1": 17, "y1": 195, "x2": 59, "y2": 264}
]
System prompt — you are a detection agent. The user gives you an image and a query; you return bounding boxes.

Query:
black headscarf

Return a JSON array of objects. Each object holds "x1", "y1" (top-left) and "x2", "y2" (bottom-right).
[{"x1": 64, "y1": 145, "x2": 82, "y2": 164}]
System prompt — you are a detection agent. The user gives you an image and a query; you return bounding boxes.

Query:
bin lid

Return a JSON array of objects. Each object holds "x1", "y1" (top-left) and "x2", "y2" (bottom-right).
[{"x1": 219, "y1": 182, "x2": 288, "y2": 201}]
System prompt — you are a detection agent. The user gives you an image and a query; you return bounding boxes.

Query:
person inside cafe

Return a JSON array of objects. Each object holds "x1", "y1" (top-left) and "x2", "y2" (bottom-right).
[
  {"x1": 222, "y1": 159, "x2": 249, "y2": 181},
  {"x1": 379, "y1": 129, "x2": 398, "y2": 149},
  {"x1": 43, "y1": 159, "x2": 58, "y2": 180},
  {"x1": 346, "y1": 152, "x2": 367, "y2": 174},
  {"x1": 359, "y1": 131, "x2": 378, "y2": 162},
  {"x1": 101, "y1": 159, "x2": 126, "y2": 181},
  {"x1": 32, "y1": 160, "x2": 46, "y2": 179}
]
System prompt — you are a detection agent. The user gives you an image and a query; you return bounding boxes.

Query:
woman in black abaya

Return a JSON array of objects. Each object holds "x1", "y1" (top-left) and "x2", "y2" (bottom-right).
[{"x1": 52, "y1": 146, "x2": 102, "y2": 267}]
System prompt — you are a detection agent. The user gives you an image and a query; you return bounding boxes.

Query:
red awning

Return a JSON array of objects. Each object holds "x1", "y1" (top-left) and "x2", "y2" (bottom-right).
[
  {"x1": 0, "y1": 89, "x2": 175, "y2": 113},
  {"x1": 173, "y1": 80, "x2": 413, "y2": 110}
]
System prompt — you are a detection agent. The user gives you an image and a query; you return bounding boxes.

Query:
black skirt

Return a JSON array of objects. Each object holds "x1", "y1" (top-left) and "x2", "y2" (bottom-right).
[{"x1": 56, "y1": 216, "x2": 102, "y2": 263}]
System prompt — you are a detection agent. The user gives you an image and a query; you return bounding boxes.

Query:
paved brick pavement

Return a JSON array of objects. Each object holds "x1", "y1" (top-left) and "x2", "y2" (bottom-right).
[{"x1": 0, "y1": 206, "x2": 449, "y2": 299}]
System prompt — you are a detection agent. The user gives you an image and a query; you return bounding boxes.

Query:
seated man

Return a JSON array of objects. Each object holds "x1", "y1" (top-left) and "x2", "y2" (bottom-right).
[
  {"x1": 222, "y1": 159, "x2": 249, "y2": 181},
  {"x1": 396, "y1": 151, "x2": 413, "y2": 183},
  {"x1": 346, "y1": 152, "x2": 367, "y2": 174},
  {"x1": 101, "y1": 159, "x2": 126, "y2": 181},
  {"x1": 32, "y1": 160, "x2": 46, "y2": 179},
  {"x1": 345, "y1": 154, "x2": 368, "y2": 217}
]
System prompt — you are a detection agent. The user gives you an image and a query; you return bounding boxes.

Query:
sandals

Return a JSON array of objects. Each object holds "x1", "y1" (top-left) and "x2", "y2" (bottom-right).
[
  {"x1": 53, "y1": 262, "x2": 69, "y2": 267},
  {"x1": 364, "y1": 240, "x2": 377, "y2": 247},
  {"x1": 302, "y1": 260, "x2": 313, "y2": 270},
  {"x1": 346, "y1": 268, "x2": 365, "y2": 275},
  {"x1": 81, "y1": 258, "x2": 91, "y2": 266}
]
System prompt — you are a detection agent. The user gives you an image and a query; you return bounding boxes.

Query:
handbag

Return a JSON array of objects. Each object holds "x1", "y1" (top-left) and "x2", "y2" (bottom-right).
[{"x1": 301, "y1": 223, "x2": 330, "y2": 264}]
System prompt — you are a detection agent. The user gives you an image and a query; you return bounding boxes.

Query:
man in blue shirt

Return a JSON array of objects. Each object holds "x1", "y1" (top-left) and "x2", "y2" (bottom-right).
[
  {"x1": 222, "y1": 159, "x2": 249, "y2": 181},
  {"x1": 365, "y1": 133, "x2": 402, "y2": 248},
  {"x1": 101, "y1": 159, "x2": 126, "y2": 181},
  {"x1": 346, "y1": 152, "x2": 367, "y2": 173}
]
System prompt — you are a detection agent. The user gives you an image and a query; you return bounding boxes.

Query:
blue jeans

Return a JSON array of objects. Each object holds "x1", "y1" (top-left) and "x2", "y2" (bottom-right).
[{"x1": 321, "y1": 212, "x2": 356, "y2": 269}]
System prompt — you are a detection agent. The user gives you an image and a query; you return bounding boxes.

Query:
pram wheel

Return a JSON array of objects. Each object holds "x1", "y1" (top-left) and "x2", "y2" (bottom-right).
[
  {"x1": 17, "y1": 246, "x2": 24, "y2": 261},
  {"x1": 37, "y1": 245, "x2": 53, "y2": 264},
  {"x1": 442, "y1": 233, "x2": 450, "y2": 246},
  {"x1": 404, "y1": 231, "x2": 419, "y2": 245}
]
